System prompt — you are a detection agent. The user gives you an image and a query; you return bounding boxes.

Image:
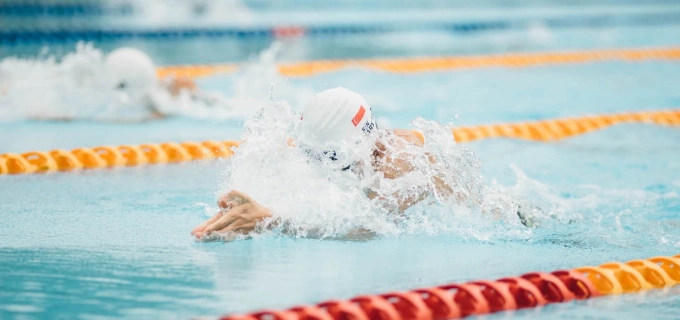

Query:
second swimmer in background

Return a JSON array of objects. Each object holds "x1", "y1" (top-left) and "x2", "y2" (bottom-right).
[
  {"x1": 0, "y1": 45, "x2": 236, "y2": 122},
  {"x1": 104, "y1": 47, "x2": 229, "y2": 121}
]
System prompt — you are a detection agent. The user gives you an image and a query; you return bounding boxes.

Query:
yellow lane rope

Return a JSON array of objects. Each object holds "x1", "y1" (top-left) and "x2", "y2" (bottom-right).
[
  {"x1": 156, "y1": 47, "x2": 680, "y2": 79},
  {"x1": 452, "y1": 109, "x2": 680, "y2": 143},
  {"x1": 156, "y1": 64, "x2": 238, "y2": 80},
  {"x1": 1, "y1": 109, "x2": 678, "y2": 175}
]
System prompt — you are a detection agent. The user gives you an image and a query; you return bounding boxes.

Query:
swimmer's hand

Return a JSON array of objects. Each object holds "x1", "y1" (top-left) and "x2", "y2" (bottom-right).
[{"x1": 191, "y1": 190, "x2": 272, "y2": 241}]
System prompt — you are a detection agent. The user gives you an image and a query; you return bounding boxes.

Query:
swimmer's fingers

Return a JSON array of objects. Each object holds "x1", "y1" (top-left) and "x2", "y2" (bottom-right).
[
  {"x1": 191, "y1": 211, "x2": 223, "y2": 235},
  {"x1": 215, "y1": 217, "x2": 258, "y2": 236},
  {"x1": 196, "y1": 217, "x2": 253, "y2": 242},
  {"x1": 194, "y1": 205, "x2": 251, "y2": 239},
  {"x1": 193, "y1": 210, "x2": 236, "y2": 239},
  {"x1": 217, "y1": 193, "x2": 236, "y2": 208},
  {"x1": 217, "y1": 190, "x2": 252, "y2": 208},
  {"x1": 218, "y1": 200, "x2": 239, "y2": 211},
  {"x1": 203, "y1": 206, "x2": 246, "y2": 234},
  {"x1": 196, "y1": 231, "x2": 221, "y2": 242},
  {"x1": 228, "y1": 190, "x2": 255, "y2": 204}
]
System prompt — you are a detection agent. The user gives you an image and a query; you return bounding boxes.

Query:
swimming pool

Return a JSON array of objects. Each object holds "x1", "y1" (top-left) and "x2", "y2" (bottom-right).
[{"x1": 2, "y1": 2, "x2": 680, "y2": 319}]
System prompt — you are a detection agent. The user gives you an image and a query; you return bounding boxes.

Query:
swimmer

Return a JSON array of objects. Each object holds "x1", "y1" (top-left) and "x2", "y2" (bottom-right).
[
  {"x1": 105, "y1": 47, "x2": 201, "y2": 120},
  {"x1": 1, "y1": 45, "x2": 232, "y2": 122},
  {"x1": 191, "y1": 88, "x2": 540, "y2": 241}
]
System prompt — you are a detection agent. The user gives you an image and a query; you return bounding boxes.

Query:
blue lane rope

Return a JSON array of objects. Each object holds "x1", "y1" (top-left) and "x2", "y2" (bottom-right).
[
  {"x1": 1, "y1": 12, "x2": 680, "y2": 44},
  {"x1": 2, "y1": 0, "x2": 678, "y2": 17},
  {"x1": 0, "y1": 3, "x2": 132, "y2": 16}
]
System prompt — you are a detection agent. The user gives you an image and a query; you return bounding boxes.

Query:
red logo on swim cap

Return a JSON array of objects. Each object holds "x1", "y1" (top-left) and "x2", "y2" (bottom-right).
[{"x1": 351, "y1": 105, "x2": 366, "y2": 127}]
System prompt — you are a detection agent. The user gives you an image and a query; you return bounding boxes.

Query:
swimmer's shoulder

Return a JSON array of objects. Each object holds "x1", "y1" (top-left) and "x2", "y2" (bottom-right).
[{"x1": 390, "y1": 129, "x2": 425, "y2": 146}]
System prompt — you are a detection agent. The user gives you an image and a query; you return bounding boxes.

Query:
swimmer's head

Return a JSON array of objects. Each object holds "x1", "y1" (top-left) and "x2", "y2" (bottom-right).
[
  {"x1": 301, "y1": 87, "x2": 378, "y2": 168},
  {"x1": 105, "y1": 47, "x2": 157, "y2": 103},
  {"x1": 302, "y1": 87, "x2": 377, "y2": 145}
]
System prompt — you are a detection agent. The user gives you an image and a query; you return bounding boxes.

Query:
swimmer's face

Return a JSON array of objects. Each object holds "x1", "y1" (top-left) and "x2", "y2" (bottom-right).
[
  {"x1": 109, "y1": 70, "x2": 156, "y2": 100},
  {"x1": 304, "y1": 147, "x2": 357, "y2": 172},
  {"x1": 303, "y1": 147, "x2": 341, "y2": 164},
  {"x1": 110, "y1": 79, "x2": 149, "y2": 106},
  {"x1": 301, "y1": 131, "x2": 382, "y2": 173},
  {"x1": 105, "y1": 48, "x2": 158, "y2": 105}
]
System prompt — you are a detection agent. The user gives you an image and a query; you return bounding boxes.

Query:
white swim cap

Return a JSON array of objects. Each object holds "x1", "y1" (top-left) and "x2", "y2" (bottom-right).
[
  {"x1": 105, "y1": 47, "x2": 157, "y2": 95},
  {"x1": 302, "y1": 87, "x2": 377, "y2": 146}
]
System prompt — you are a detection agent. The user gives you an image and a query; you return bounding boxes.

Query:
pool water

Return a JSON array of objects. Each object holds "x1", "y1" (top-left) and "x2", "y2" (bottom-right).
[
  {"x1": 2, "y1": 124, "x2": 679, "y2": 319},
  {"x1": 2, "y1": 60, "x2": 679, "y2": 152},
  {"x1": 2, "y1": 2, "x2": 680, "y2": 320}
]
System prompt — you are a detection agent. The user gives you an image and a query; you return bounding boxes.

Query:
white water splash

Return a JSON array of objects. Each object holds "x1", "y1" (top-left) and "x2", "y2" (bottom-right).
[
  {"x1": 0, "y1": 43, "x2": 113, "y2": 121},
  {"x1": 221, "y1": 41, "x2": 316, "y2": 114},
  {"x1": 492, "y1": 164, "x2": 680, "y2": 248},
  {"x1": 0, "y1": 42, "x2": 308, "y2": 122},
  {"x1": 219, "y1": 101, "x2": 530, "y2": 241},
  {"x1": 213, "y1": 101, "x2": 680, "y2": 246}
]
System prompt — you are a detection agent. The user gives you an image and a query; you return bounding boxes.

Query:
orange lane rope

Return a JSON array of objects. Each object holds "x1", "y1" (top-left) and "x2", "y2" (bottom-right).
[
  {"x1": 217, "y1": 254, "x2": 680, "y2": 320},
  {"x1": 156, "y1": 47, "x2": 680, "y2": 79},
  {"x1": 156, "y1": 64, "x2": 238, "y2": 80},
  {"x1": 1, "y1": 109, "x2": 678, "y2": 175},
  {"x1": 451, "y1": 109, "x2": 680, "y2": 143}
]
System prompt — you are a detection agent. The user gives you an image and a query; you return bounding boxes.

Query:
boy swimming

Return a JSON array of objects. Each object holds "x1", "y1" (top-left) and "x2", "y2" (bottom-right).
[
  {"x1": 105, "y1": 47, "x2": 222, "y2": 120},
  {"x1": 191, "y1": 87, "x2": 538, "y2": 241},
  {"x1": 0, "y1": 46, "x2": 225, "y2": 121}
]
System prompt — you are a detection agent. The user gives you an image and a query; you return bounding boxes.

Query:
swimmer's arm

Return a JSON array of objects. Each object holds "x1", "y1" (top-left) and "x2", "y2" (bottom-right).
[
  {"x1": 166, "y1": 76, "x2": 197, "y2": 97},
  {"x1": 367, "y1": 189, "x2": 429, "y2": 213},
  {"x1": 394, "y1": 130, "x2": 457, "y2": 200},
  {"x1": 372, "y1": 130, "x2": 456, "y2": 213},
  {"x1": 367, "y1": 178, "x2": 454, "y2": 213},
  {"x1": 192, "y1": 190, "x2": 376, "y2": 241}
]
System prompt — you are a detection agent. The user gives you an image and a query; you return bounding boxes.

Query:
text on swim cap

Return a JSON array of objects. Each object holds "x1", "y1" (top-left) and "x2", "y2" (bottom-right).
[
  {"x1": 351, "y1": 105, "x2": 366, "y2": 127},
  {"x1": 362, "y1": 118, "x2": 376, "y2": 134}
]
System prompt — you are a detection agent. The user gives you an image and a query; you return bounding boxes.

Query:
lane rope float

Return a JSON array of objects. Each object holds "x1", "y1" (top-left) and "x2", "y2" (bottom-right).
[
  {"x1": 156, "y1": 47, "x2": 680, "y2": 79},
  {"x1": 4, "y1": 11, "x2": 680, "y2": 44},
  {"x1": 0, "y1": 2, "x2": 132, "y2": 16},
  {"x1": 1, "y1": 109, "x2": 678, "y2": 175},
  {"x1": 218, "y1": 254, "x2": 680, "y2": 320},
  {"x1": 451, "y1": 109, "x2": 680, "y2": 143},
  {"x1": 0, "y1": 141, "x2": 239, "y2": 175}
]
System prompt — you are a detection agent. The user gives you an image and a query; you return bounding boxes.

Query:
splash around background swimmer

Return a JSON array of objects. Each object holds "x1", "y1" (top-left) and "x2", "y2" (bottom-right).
[
  {"x1": 102, "y1": 47, "x2": 219, "y2": 120},
  {"x1": 191, "y1": 88, "x2": 540, "y2": 242},
  {"x1": 0, "y1": 45, "x2": 229, "y2": 122}
]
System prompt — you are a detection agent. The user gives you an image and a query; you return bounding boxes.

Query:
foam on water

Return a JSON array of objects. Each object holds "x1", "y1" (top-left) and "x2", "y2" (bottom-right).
[
  {"x1": 210, "y1": 101, "x2": 680, "y2": 250},
  {"x1": 493, "y1": 164, "x2": 680, "y2": 249},
  {"x1": 216, "y1": 101, "x2": 530, "y2": 242},
  {"x1": 0, "y1": 42, "x2": 307, "y2": 122},
  {"x1": 0, "y1": 43, "x2": 113, "y2": 121}
]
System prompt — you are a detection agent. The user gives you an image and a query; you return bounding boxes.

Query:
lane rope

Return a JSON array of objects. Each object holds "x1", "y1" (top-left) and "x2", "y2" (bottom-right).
[
  {"x1": 1, "y1": 109, "x2": 678, "y2": 175},
  {"x1": 0, "y1": 3, "x2": 132, "y2": 16},
  {"x1": 217, "y1": 254, "x2": 680, "y2": 320},
  {"x1": 452, "y1": 109, "x2": 680, "y2": 143},
  {"x1": 3, "y1": 11, "x2": 680, "y2": 43},
  {"x1": 156, "y1": 47, "x2": 680, "y2": 79}
]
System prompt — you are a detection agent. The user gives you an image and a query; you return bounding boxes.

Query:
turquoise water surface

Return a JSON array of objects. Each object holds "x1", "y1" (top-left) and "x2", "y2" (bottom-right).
[{"x1": 2, "y1": 2, "x2": 680, "y2": 320}]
